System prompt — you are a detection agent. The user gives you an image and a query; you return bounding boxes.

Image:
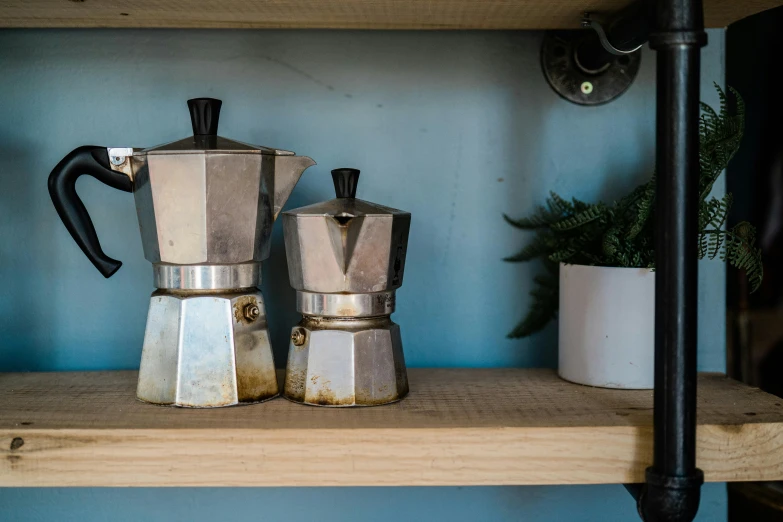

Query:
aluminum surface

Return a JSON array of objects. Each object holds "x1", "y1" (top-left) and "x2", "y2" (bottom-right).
[
  {"x1": 137, "y1": 290, "x2": 278, "y2": 408},
  {"x1": 109, "y1": 142, "x2": 312, "y2": 408},
  {"x1": 109, "y1": 148, "x2": 314, "y2": 266},
  {"x1": 153, "y1": 263, "x2": 260, "y2": 290},
  {"x1": 283, "y1": 202, "x2": 410, "y2": 293},
  {"x1": 283, "y1": 317, "x2": 408, "y2": 407},
  {"x1": 141, "y1": 136, "x2": 294, "y2": 155},
  {"x1": 283, "y1": 196, "x2": 408, "y2": 217},
  {"x1": 283, "y1": 175, "x2": 410, "y2": 407},
  {"x1": 127, "y1": 153, "x2": 314, "y2": 265},
  {"x1": 272, "y1": 156, "x2": 317, "y2": 220},
  {"x1": 296, "y1": 290, "x2": 395, "y2": 317}
]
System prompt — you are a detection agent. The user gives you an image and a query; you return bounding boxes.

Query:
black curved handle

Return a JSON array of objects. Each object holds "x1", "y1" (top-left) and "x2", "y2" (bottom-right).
[
  {"x1": 48, "y1": 146, "x2": 133, "y2": 278},
  {"x1": 332, "y1": 168, "x2": 360, "y2": 199}
]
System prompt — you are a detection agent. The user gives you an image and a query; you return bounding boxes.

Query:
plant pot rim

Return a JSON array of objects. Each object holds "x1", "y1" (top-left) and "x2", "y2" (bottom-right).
[{"x1": 559, "y1": 262, "x2": 654, "y2": 272}]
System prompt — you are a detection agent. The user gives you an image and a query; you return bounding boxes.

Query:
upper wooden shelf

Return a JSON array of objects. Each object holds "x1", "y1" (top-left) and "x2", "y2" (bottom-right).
[
  {"x1": 2, "y1": 368, "x2": 783, "y2": 487},
  {"x1": 0, "y1": 0, "x2": 780, "y2": 29}
]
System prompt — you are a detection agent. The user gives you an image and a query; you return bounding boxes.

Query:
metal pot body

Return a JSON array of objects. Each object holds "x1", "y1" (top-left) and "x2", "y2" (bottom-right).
[
  {"x1": 281, "y1": 170, "x2": 411, "y2": 407},
  {"x1": 284, "y1": 316, "x2": 408, "y2": 407},
  {"x1": 137, "y1": 290, "x2": 278, "y2": 408},
  {"x1": 282, "y1": 200, "x2": 411, "y2": 294},
  {"x1": 131, "y1": 152, "x2": 275, "y2": 266}
]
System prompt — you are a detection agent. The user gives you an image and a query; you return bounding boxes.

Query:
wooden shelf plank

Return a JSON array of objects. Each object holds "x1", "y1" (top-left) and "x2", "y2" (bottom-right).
[
  {"x1": 0, "y1": 0, "x2": 780, "y2": 30},
  {"x1": 1, "y1": 368, "x2": 783, "y2": 487}
]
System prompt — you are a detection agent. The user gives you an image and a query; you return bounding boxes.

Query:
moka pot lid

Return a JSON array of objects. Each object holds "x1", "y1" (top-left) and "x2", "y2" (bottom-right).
[
  {"x1": 141, "y1": 98, "x2": 295, "y2": 156},
  {"x1": 284, "y1": 168, "x2": 410, "y2": 218}
]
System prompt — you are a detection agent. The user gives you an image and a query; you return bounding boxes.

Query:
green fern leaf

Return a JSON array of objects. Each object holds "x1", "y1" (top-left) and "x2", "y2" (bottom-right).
[
  {"x1": 503, "y1": 205, "x2": 562, "y2": 229},
  {"x1": 548, "y1": 192, "x2": 574, "y2": 214},
  {"x1": 504, "y1": 234, "x2": 551, "y2": 263},
  {"x1": 721, "y1": 222, "x2": 763, "y2": 292},
  {"x1": 550, "y1": 204, "x2": 605, "y2": 231},
  {"x1": 503, "y1": 85, "x2": 761, "y2": 338},
  {"x1": 507, "y1": 265, "x2": 559, "y2": 338},
  {"x1": 626, "y1": 179, "x2": 655, "y2": 240}
]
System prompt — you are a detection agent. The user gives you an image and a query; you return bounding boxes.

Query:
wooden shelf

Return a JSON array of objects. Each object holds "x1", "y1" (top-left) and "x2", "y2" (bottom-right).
[
  {"x1": 0, "y1": 0, "x2": 780, "y2": 30},
  {"x1": 2, "y1": 368, "x2": 783, "y2": 487}
]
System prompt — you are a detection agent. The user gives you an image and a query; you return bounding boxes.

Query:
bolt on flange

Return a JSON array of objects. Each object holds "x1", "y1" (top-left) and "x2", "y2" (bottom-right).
[
  {"x1": 581, "y1": 81, "x2": 594, "y2": 94},
  {"x1": 243, "y1": 303, "x2": 260, "y2": 322},
  {"x1": 291, "y1": 327, "x2": 307, "y2": 346}
]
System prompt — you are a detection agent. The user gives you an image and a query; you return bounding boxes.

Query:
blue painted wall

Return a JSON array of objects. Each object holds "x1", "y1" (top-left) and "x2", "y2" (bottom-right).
[{"x1": 0, "y1": 29, "x2": 726, "y2": 521}]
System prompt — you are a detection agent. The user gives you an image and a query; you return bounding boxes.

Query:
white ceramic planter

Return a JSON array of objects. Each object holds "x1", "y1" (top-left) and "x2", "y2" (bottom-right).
[{"x1": 558, "y1": 263, "x2": 655, "y2": 389}]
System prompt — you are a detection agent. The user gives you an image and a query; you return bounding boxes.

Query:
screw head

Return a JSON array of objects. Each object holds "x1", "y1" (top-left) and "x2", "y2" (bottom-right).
[
  {"x1": 243, "y1": 303, "x2": 260, "y2": 322},
  {"x1": 110, "y1": 155, "x2": 126, "y2": 166},
  {"x1": 291, "y1": 328, "x2": 306, "y2": 346},
  {"x1": 580, "y1": 81, "x2": 594, "y2": 95}
]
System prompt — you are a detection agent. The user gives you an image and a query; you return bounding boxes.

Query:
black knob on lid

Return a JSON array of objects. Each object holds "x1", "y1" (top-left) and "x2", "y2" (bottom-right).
[
  {"x1": 187, "y1": 98, "x2": 222, "y2": 136},
  {"x1": 332, "y1": 168, "x2": 360, "y2": 198}
]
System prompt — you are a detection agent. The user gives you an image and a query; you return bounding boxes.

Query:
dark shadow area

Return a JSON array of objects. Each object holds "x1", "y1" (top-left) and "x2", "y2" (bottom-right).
[
  {"x1": 727, "y1": 5, "x2": 783, "y2": 520},
  {"x1": 0, "y1": 133, "x2": 40, "y2": 370},
  {"x1": 261, "y1": 184, "x2": 321, "y2": 366}
]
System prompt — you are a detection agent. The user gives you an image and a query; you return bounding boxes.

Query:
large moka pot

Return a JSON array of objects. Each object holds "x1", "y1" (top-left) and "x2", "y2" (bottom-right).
[
  {"x1": 48, "y1": 98, "x2": 315, "y2": 407},
  {"x1": 282, "y1": 168, "x2": 410, "y2": 406}
]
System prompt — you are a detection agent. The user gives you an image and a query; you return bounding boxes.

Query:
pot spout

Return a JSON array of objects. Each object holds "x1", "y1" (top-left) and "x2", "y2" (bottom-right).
[{"x1": 273, "y1": 155, "x2": 316, "y2": 220}]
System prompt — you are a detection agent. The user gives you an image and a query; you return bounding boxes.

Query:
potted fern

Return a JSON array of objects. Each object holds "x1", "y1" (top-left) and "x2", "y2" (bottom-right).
[{"x1": 504, "y1": 86, "x2": 762, "y2": 389}]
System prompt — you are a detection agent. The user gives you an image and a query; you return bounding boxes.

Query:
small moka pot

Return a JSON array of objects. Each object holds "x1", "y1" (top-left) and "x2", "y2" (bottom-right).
[{"x1": 281, "y1": 168, "x2": 411, "y2": 406}]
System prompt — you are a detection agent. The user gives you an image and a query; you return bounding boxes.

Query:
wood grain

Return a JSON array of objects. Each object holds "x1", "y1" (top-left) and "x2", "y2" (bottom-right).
[
  {"x1": 1, "y1": 369, "x2": 783, "y2": 486},
  {"x1": 0, "y1": 0, "x2": 780, "y2": 29}
]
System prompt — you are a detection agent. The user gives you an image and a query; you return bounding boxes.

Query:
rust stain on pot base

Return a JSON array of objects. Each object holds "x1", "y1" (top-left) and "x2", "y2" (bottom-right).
[
  {"x1": 354, "y1": 384, "x2": 408, "y2": 407},
  {"x1": 283, "y1": 319, "x2": 408, "y2": 407},
  {"x1": 233, "y1": 296, "x2": 260, "y2": 325},
  {"x1": 284, "y1": 368, "x2": 307, "y2": 402},
  {"x1": 236, "y1": 365, "x2": 278, "y2": 403},
  {"x1": 306, "y1": 384, "x2": 355, "y2": 407},
  {"x1": 234, "y1": 322, "x2": 278, "y2": 402}
]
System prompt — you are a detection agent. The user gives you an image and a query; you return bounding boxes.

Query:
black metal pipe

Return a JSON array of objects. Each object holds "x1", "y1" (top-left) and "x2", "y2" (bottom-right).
[
  {"x1": 653, "y1": 40, "x2": 700, "y2": 479},
  {"x1": 639, "y1": 0, "x2": 706, "y2": 520}
]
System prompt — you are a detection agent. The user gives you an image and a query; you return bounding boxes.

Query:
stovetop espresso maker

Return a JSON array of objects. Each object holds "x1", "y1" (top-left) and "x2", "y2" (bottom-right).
[
  {"x1": 48, "y1": 98, "x2": 315, "y2": 407},
  {"x1": 282, "y1": 168, "x2": 411, "y2": 406}
]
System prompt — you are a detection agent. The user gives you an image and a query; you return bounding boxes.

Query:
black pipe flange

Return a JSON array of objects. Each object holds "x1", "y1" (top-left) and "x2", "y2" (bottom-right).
[
  {"x1": 541, "y1": 30, "x2": 641, "y2": 106},
  {"x1": 638, "y1": 470, "x2": 705, "y2": 522}
]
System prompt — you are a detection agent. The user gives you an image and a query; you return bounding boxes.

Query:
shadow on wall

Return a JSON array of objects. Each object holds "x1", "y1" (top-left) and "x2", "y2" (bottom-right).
[{"x1": 0, "y1": 133, "x2": 44, "y2": 370}]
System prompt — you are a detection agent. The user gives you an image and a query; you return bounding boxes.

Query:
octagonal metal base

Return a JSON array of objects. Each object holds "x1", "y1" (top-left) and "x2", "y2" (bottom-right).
[
  {"x1": 283, "y1": 316, "x2": 408, "y2": 407},
  {"x1": 136, "y1": 289, "x2": 279, "y2": 408}
]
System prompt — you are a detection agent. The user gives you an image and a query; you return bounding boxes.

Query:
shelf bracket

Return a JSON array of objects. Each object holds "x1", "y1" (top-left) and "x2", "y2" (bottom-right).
[
  {"x1": 541, "y1": 2, "x2": 649, "y2": 105},
  {"x1": 581, "y1": 14, "x2": 642, "y2": 55}
]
